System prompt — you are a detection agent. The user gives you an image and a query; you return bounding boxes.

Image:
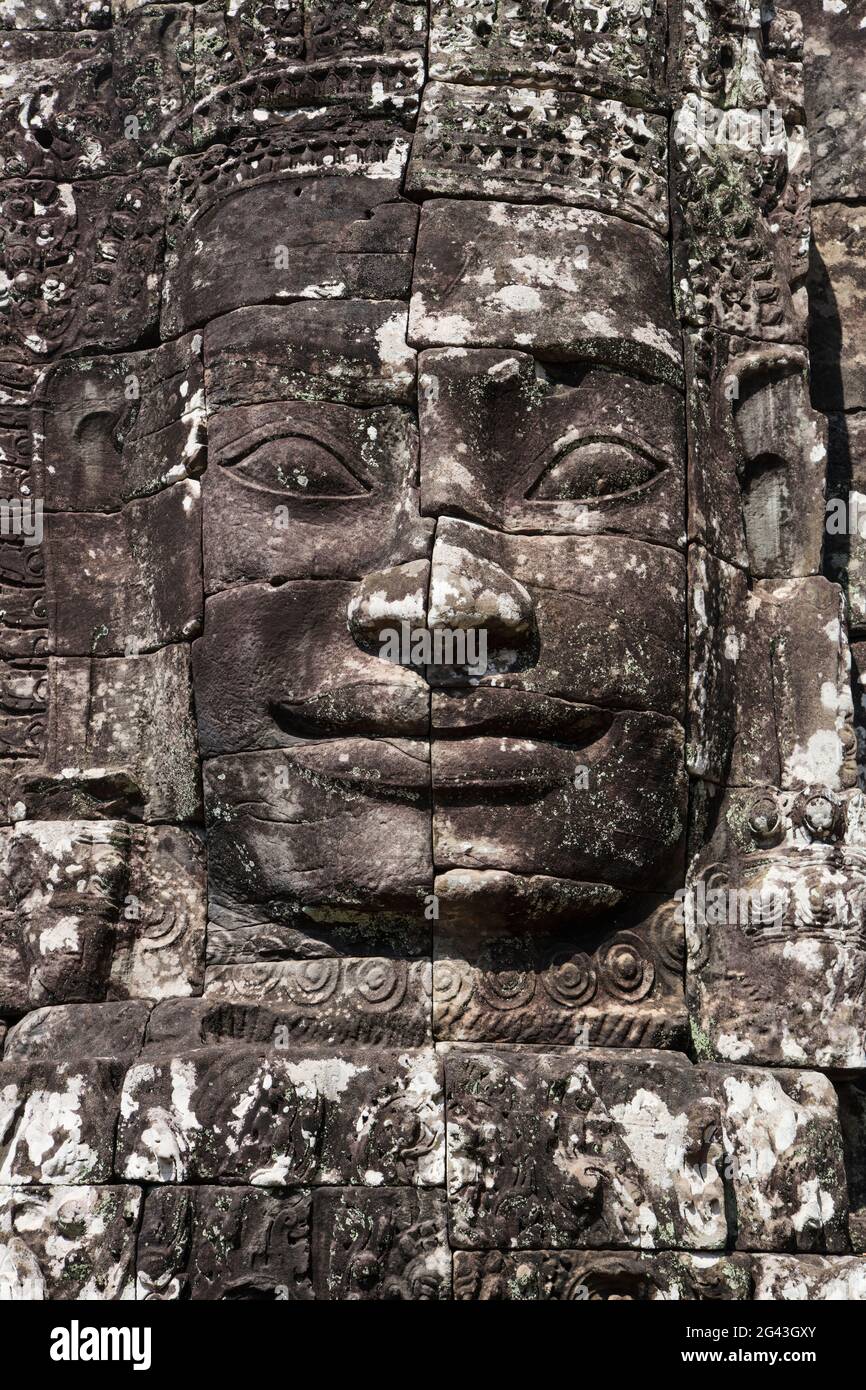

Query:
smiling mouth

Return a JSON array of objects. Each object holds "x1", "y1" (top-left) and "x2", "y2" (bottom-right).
[
  {"x1": 265, "y1": 675, "x2": 617, "y2": 800},
  {"x1": 269, "y1": 684, "x2": 613, "y2": 741}
]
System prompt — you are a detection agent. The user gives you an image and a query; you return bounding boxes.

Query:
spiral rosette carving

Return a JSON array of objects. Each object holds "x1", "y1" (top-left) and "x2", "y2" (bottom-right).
[
  {"x1": 351, "y1": 958, "x2": 407, "y2": 1013},
  {"x1": 432, "y1": 956, "x2": 474, "y2": 1015},
  {"x1": 541, "y1": 950, "x2": 597, "y2": 1008},
  {"x1": 475, "y1": 939, "x2": 537, "y2": 1011},
  {"x1": 649, "y1": 900, "x2": 685, "y2": 978},
  {"x1": 597, "y1": 933, "x2": 655, "y2": 1003},
  {"x1": 285, "y1": 958, "x2": 341, "y2": 1008}
]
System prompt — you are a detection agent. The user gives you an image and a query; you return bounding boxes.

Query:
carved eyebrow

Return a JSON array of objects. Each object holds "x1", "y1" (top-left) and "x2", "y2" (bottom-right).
[{"x1": 214, "y1": 421, "x2": 343, "y2": 467}]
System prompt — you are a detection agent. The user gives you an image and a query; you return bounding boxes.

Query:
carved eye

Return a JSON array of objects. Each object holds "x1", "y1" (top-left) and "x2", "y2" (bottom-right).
[
  {"x1": 229, "y1": 435, "x2": 370, "y2": 497},
  {"x1": 526, "y1": 438, "x2": 664, "y2": 502}
]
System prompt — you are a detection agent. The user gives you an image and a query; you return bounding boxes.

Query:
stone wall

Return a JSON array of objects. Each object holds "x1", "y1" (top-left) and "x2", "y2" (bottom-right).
[{"x1": 0, "y1": 0, "x2": 865, "y2": 1300}]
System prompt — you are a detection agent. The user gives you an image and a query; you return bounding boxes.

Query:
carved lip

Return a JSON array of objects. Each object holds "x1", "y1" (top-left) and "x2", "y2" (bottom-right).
[
  {"x1": 268, "y1": 686, "x2": 428, "y2": 741},
  {"x1": 430, "y1": 736, "x2": 593, "y2": 799},
  {"x1": 431, "y1": 688, "x2": 614, "y2": 743},
  {"x1": 271, "y1": 735, "x2": 431, "y2": 800},
  {"x1": 268, "y1": 688, "x2": 615, "y2": 760}
]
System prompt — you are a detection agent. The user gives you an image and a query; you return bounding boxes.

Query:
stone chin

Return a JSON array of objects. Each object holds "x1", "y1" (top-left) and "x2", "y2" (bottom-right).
[{"x1": 434, "y1": 869, "x2": 624, "y2": 932}]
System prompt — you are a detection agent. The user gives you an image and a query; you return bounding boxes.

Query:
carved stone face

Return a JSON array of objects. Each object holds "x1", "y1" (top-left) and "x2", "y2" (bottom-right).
[
  {"x1": 3, "y1": 0, "x2": 866, "y2": 1303},
  {"x1": 177, "y1": 157, "x2": 691, "y2": 1044}
]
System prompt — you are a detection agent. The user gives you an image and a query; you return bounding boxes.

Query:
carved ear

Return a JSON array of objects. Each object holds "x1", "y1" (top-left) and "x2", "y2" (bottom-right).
[
  {"x1": 730, "y1": 362, "x2": 825, "y2": 577},
  {"x1": 74, "y1": 408, "x2": 124, "y2": 458},
  {"x1": 738, "y1": 449, "x2": 789, "y2": 574}
]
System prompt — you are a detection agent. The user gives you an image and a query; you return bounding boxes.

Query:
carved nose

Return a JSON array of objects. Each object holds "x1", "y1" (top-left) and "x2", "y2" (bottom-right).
[
  {"x1": 427, "y1": 532, "x2": 538, "y2": 685},
  {"x1": 347, "y1": 559, "x2": 430, "y2": 656},
  {"x1": 347, "y1": 538, "x2": 538, "y2": 685}
]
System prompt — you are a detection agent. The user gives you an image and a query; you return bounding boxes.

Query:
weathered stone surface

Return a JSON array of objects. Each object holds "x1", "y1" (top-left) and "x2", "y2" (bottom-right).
[
  {"x1": 809, "y1": 201, "x2": 866, "y2": 412},
  {"x1": 670, "y1": 0, "x2": 805, "y2": 116},
  {"x1": 12, "y1": 648, "x2": 202, "y2": 823},
  {"x1": 688, "y1": 569, "x2": 856, "y2": 790},
  {"x1": 0, "y1": 174, "x2": 164, "y2": 362},
  {"x1": 826, "y1": 411, "x2": 866, "y2": 633},
  {"x1": 34, "y1": 335, "x2": 205, "y2": 512},
  {"x1": 0, "y1": 821, "x2": 205, "y2": 1015},
  {"x1": 428, "y1": 0, "x2": 668, "y2": 110},
  {"x1": 418, "y1": 348, "x2": 685, "y2": 548},
  {"x1": 113, "y1": 4, "x2": 197, "y2": 162},
  {"x1": 203, "y1": 743, "x2": 431, "y2": 960},
  {"x1": 44, "y1": 484, "x2": 202, "y2": 656},
  {"x1": 137, "y1": 1185, "x2": 312, "y2": 1299},
  {"x1": 0, "y1": 16, "x2": 197, "y2": 172},
  {"x1": 686, "y1": 547, "x2": 746, "y2": 784},
  {"x1": 433, "y1": 892, "x2": 687, "y2": 1048},
  {"x1": 706, "y1": 1064, "x2": 849, "y2": 1252},
  {"x1": 0, "y1": 30, "x2": 135, "y2": 180},
  {"x1": 0, "y1": 1057, "x2": 122, "y2": 1183},
  {"x1": 3, "y1": 1001, "x2": 150, "y2": 1061},
  {"x1": 445, "y1": 1048, "x2": 728, "y2": 1251},
  {"x1": 6, "y1": 0, "x2": 863, "y2": 1302},
  {"x1": 408, "y1": 83, "x2": 669, "y2": 232},
  {"x1": 0, "y1": 821, "x2": 128, "y2": 1014},
  {"x1": 671, "y1": 0, "x2": 811, "y2": 345},
  {"x1": 117, "y1": 1046, "x2": 444, "y2": 1185},
  {"x1": 190, "y1": 0, "x2": 427, "y2": 84},
  {"x1": 433, "y1": 688, "x2": 687, "y2": 894},
  {"x1": 790, "y1": 0, "x2": 866, "y2": 202},
  {"x1": 0, "y1": 2, "x2": 110, "y2": 27},
  {"x1": 409, "y1": 200, "x2": 681, "y2": 383},
  {"x1": 163, "y1": 158, "x2": 417, "y2": 336},
  {"x1": 671, "y1": 100, "x2": 810, "y2": 346},
  {"x1": 0, "y1": 1184, "x2": 141, "y2": 1299},
  {"x1": 687, "y1": 789, "x2": 866, "y2": 1070},
  {"x1": 0, "y1": 659, "x2": 47, "y2": 786},
  {"x1": 432, "y1": 721, "x2": 686, "y2": 892},
  {"x1": 204, "y1": 302, "x2": 416, "y2": 411},
  {"x1": 312, "y1": 1188, "x2": 450, "y2": 1299},
  {"x1": 0, "y1": 360, "x2": 47, "y2": 783},
  {"x1": 837, "y1": 1077, "x2": 866, "y2": 1252},
  {"x1": 454, "y1": 1250, "x2": 753, "y2": 1300},
  {"x1": 432, "y1": 867, "x2": 622, "y2": 934},
  {"x1": 109, "y1": 826, "x2": 206, "y2": 1000},
  {"x1": 186, "y1": 39, "x2": 425, "y2": 143},
  {"x1": 200, "y1": 960, "x2": 432, "y2": 1046},
  {"x1": 150, "y1": 963, "x2": 432, "y2": 1047},
  {"x1": 752, "y1": 1254, "x2": 866, "y2": 1300},
  {"x1": 455, "y1": 1249, "x2": 866, "y2": 1298},
  {"x1": 428, "y1": 519, "x2": 686, "y2": 715},
  {"x1": 198, "y1": 304, "x2": 426, "y2": 593},
  {"x1": 735, "y1": 579, "x2": 856, "y2": 790},
  {"x1": 446, "y1": 1049, "x2": 849, "y2": 1253},
  {"x1": 201, "y1": 417, "x2": 429, "y2": 592},
  {"x1": 686, "y1": 334, "x2": 826, "y2": 574}
]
